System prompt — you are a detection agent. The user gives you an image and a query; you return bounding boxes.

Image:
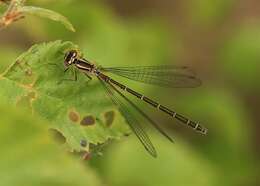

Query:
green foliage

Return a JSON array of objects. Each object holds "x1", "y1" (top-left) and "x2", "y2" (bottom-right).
[
  {"x1": 0, "y1": 1, "x2": 258, "y2": 185},
  {"x1": 0, "y1": 40, "x2": 130, "y2": 153},
  {"x1": 21, "y1": 1, "x2": 173, "y2": 67},
  {"x1": 0, "y1": 0, "x2": 172, "y2": 156},
  {"x1": 0, "y1": 0, "x2": 75, "y2": 31},
  {"x1": 0, "y1": 104, "x2": 103, "y2": 186},
  {"x1": 20, "y1": 6, "x2": 75, "y2": 32}
]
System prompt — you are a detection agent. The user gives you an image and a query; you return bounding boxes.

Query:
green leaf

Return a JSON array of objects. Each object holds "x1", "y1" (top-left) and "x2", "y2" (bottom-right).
[
  {"x1": 0, "y1": 40, "x2": 130, "y2": 154},
  {"x1": 19, "y1": 6, "x2": 75, "y2": 32},
  {"x1": 0, "y1": 104, "x2": 103, "y2": 186}
]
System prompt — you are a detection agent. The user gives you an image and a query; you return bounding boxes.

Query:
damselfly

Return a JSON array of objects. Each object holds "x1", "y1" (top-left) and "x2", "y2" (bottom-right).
[{"x1": 63, "y1": 50, "x2": 207, "y2": 157}]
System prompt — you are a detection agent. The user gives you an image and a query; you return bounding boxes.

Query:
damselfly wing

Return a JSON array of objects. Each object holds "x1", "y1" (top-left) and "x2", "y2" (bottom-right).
[{"x1": 62, "y1": 50, "x2": 207, "y2": 157}]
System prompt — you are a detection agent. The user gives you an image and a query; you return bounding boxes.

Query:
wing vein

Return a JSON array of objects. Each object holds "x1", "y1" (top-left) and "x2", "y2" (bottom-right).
[
  {"x1": 100, "y1": 65, "x2": 201, "y2": 88},
  {"x1": 97, "y1": 77, "x2": 157, "y2": 157}
]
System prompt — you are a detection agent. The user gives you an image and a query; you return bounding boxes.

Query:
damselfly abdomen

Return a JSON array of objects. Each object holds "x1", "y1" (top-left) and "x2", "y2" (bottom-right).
[{"x1": 63, "y1": 50, "x2": 207, "y2": 157}]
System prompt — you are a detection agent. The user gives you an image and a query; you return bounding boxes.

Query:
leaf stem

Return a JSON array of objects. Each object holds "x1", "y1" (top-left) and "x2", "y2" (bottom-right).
[
  {"x1": 0, "y1": 0, "x2": 75, "y2": 31},
  {"x1": 0, "y1": 0, "x2": 25, "y2": 29}
]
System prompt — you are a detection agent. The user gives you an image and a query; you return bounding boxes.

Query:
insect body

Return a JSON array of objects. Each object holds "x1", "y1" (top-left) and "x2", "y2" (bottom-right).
[{"x1": 64, "y1": 50, "x2": 207, "y2": 157}]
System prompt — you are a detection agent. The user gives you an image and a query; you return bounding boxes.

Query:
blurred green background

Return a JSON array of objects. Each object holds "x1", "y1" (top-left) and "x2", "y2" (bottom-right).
[{"x1": 0, "y1": 0, "x2": 259, "y2": 185}]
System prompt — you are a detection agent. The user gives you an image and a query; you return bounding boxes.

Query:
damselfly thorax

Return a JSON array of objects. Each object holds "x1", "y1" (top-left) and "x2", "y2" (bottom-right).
[
  {"x1": 63, "y1": 49, "x2": 207, "y2": 157},
  {"x1": 64, "y1": 50, "x2": 97, "y2": 75}
]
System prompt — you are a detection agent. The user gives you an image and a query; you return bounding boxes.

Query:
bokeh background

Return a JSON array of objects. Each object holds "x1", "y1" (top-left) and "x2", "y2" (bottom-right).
[{"x1": 0, "y1": 0, "x2": 259, "y2": 185}]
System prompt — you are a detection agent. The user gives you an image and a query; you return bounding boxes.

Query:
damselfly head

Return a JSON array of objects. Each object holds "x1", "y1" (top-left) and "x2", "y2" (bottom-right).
[{"x1": 64, "y1": 50, "x2": 78, "y2": 67}]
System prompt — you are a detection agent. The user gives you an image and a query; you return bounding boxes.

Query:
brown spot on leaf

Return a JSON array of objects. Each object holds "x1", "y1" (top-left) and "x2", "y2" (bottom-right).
[
  {"x1": 104, "y1": 111, "x2": 115, "y2": 127},
  {"x1": 15, "y1": 60, "x2": 24, "y2": 70},
  {"x1": 28, "y1": 92, "x2": 36, "y2": 99},
  {"x1": 80, "y1": 115, "x2": 95, "y2": 126},
  {"x1": 49, "y1": 129, "x2": 66, "y2": 144},
  {"x1": 25, "y1": 68, "x2": 32, "y2": 76},
  {"x1": 68, "y1": 110, "x2": 80, "y2": 123},
  {"x1": 15, "y1": 60, "x2": 22, "y2": 65}
]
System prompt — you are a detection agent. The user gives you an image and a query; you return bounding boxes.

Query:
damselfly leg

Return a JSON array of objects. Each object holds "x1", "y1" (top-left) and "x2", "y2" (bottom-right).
[
  {"x1": 57, "y1": 67, "x2": 78, "y2": 84},
  {"x1": 62, "y1": 50, "x2": 208, "y2": 157}
]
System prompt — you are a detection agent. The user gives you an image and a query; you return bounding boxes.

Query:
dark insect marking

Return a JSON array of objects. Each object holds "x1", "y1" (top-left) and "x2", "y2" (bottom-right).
[
  {"x1": 75, "y1": 60, "x2": 94, "y2": 71},
  {"x1": 159, "y1": 105, "x2": 173, "y2": 115},
  {"x1": 126, "y1": 88, "x2": 142, "y2": 98},
  {"x1": 175, "y1": 114, "x2": 188, "y2": 123},
  {"x1": 76, "y1": 63, "x2": 90, "y2": 71},
  {"x1": 109, "y1": 79, "x2": 126, "y2": 89},
  {"x1": 143, "y1": 97, "x2": 158, "y2": 107},
  {"x1": 196, "y1": 125, "x2": 202, "y2": 131},
  {"x1": 68, "y1": 111, "x2": 80, "y2": 123},
  {"x1": 98, "y1": 73, "x2": 110, "y2": 82},
  {"x1": 201, "y1": 128, "x2": 208, "y2": 134},
  {"x1": 189, "y1": 121, "x2": 197, "y2": 128},
  {"x1": 80, "y1": 115, "x2": 96, "y2": 126},
  {"x1": 104, "y1": 110, "x2": 115, "y2": 127}
]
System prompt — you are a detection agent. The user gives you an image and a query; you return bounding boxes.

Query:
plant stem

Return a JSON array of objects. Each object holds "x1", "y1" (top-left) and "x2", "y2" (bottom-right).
[{"x1": 0, "y1": 0, "x2": 24, "y2": 29}]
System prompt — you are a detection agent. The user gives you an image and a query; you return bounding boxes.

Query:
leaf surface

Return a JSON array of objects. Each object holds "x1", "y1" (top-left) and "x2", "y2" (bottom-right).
[
  {"x1": 20, "y1": 6, "x2": 75, "y2": 32},
  {"x1": 0, "y1": 104, "x2": 103, "y2": 186},
  {"x1": 0, "y1": 40, "x2": 130, "y2": 153}
]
